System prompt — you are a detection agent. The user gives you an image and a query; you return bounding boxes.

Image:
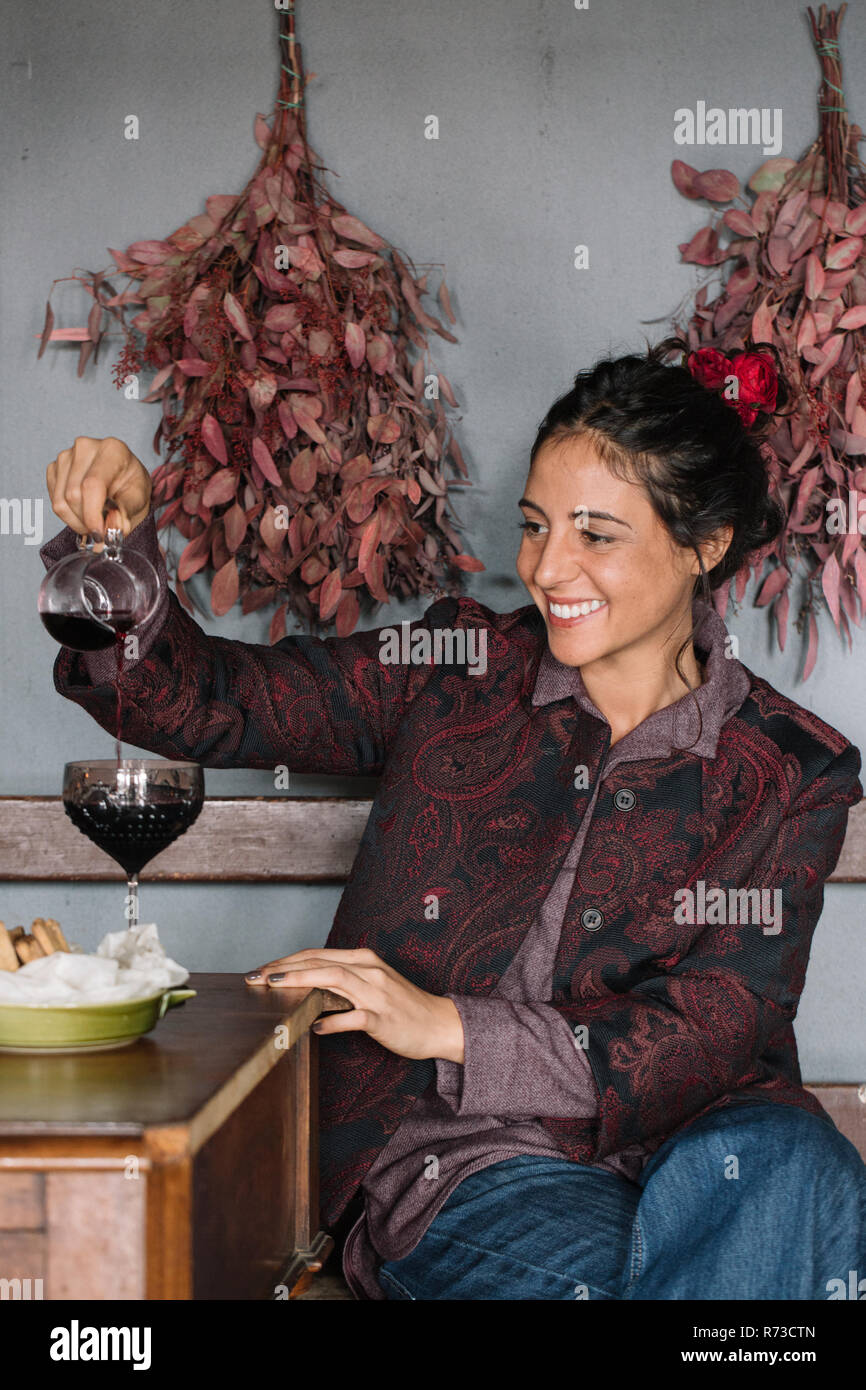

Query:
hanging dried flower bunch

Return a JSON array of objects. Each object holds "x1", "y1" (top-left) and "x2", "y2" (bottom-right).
[
  {"x1": 668, "y1": 3, "x2": 866, "y2": 677},
  {"x1": 37, "y1": 6, "x2": 481, "y2": 638}
]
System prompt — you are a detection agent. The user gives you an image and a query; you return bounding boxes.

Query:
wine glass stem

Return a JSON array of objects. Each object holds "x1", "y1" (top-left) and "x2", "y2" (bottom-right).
[{"x1": 126, "y1": 874, "x2": 139, "y2": 930}]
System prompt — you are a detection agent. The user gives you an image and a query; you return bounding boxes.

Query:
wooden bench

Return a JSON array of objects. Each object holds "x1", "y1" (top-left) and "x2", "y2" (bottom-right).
[{"x1": 2, "y1": 793, "x2": 865, "y2": 1300}]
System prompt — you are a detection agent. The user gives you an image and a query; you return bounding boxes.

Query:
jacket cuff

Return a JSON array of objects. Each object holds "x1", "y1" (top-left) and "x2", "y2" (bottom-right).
[
  {"x1": 433, "y1": 994, "x2": 600, "y2": 1119},
  {"x1": 39, "y1": 513, "x2": 172, "y2": 686}
]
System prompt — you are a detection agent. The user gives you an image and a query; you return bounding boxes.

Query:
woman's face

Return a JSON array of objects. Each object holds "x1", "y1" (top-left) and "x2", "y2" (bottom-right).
[{"x1": 516, "y1": 433, "x2": 718, "y2": 670}]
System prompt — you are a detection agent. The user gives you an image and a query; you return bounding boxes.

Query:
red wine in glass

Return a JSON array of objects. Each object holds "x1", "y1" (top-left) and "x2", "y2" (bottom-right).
[{"x1": 62, "y1": 760, "x2": 204, "y2": 930}]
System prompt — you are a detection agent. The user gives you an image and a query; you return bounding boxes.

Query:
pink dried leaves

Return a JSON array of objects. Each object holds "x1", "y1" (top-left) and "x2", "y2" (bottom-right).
[
  {"x1": 672, "y1": 151, "x2": 866, "y2": 674},
  {"x1": 40, "y1": 106, "x2": 476, "y2": 638}
]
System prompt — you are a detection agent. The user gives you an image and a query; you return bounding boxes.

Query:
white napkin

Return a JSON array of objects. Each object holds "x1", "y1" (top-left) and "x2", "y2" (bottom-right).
[{"x1": 0, "y1": 923, "x2": 189, "y2": 1007}]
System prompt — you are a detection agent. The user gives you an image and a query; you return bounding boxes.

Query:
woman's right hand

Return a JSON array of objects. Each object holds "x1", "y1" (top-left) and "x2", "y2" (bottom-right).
[{"x1": 46, "y1": 436, "x2": 153, "y2": 540}]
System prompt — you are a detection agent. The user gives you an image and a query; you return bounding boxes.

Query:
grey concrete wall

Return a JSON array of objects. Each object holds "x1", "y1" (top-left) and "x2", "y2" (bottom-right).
[{"x1": 1, "y1": 0, "x2": 863, "y2": 1079}]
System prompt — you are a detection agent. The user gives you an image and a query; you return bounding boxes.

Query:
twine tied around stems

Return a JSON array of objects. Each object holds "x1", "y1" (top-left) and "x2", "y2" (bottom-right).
[
  {"x1": 814, "y1": 32, "x2": 847, "y2": 112},
  {"x1": 815, "y1": 37, "x2": 847, "y2": 113},
  {"x1": 807, "y1": 4, "x2": 851, "y2": 201},
  {"x1": 275, "y1": 6, "x2": 308, "y2": 120},
  {"x1": 278, "y1": 27, "x2": 303, "y2": 106}
]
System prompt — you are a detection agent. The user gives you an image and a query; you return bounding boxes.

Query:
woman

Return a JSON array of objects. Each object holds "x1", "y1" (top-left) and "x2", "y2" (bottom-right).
[{"x1": 42, "y1": 338, "x2": 866, "y2": 1300}]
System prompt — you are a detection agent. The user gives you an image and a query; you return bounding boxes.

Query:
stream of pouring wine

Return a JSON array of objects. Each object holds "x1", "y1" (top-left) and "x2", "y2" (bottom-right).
[{"x1": 115, "y1": 634, "x2": 124, "y2": 768}]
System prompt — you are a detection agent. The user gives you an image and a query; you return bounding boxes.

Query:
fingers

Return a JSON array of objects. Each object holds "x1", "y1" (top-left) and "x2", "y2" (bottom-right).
[
  {"x1": 244, "y1": 957, "x2": 293, "y2": 984},
  {"x1": 46, "y1": 436, "x2": 149, "y2": 539},
  {"x1": 47, "y1": 458, "x2": 83, "y2": 539},
  {"x1": 63, "y1": 439, "x2": 99, "y2": 535},
  {"x1": 47, "y1": 437, "x2": 105, "y2": 537},
  {"x1": 80, "y1": 471, "x2": 120, "y2": 539},
  {"x1": 310, "y1": 1009, "x2": 367, "y2": 1038},
  {"x1": 252, "y1": 964, "x2": 367, "y2": 1006},
  {"x1": 88, "y1": 438, "x2": 142, "y2": 536},
  {"x1": 48, "y1": 448, "x2": 85, "y2": 534},
  {"x1": 75, "y1": 439, "x2": 127, "y2": 538},
  {"x1": 243, "y1": 949, "x2": 314, "y2": 982},
  {"x1": 244, "y1": 947, "x2": 380, "y2": 984}
]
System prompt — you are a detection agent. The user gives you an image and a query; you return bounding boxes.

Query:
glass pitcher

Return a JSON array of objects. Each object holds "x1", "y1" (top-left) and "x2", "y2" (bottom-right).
[{"x1": 39, "y1": 517, "x2": 162, "y2": 652}]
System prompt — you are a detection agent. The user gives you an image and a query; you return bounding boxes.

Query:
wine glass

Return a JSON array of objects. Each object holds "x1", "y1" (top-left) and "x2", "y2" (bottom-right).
[
  {"x1": 62, "y1": 760, "x2": 205, "y2": 929},
  {"x1": 40, "y1": 519, "x2": 162, "y2": 652}
]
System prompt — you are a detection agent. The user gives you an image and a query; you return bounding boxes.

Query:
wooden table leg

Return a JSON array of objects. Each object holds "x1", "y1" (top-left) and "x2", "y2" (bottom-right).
[
  {"x1": 278, "y1": 1028, "x2": 334, "y2": 1299},
  {"x1": 145, "y1": 1131, "x2": 192, "y2": 1300}
]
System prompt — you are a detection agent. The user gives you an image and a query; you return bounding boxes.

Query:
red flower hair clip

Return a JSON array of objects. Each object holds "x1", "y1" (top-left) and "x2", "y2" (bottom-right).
[{"x1": 685, "y1": 347, "x2": 779, "y2": 428}]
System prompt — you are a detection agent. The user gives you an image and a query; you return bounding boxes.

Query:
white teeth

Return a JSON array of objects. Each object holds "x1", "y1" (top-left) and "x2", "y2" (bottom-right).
[{"x1": 549, "y1": 599, "x2": 606, "y2": 619}]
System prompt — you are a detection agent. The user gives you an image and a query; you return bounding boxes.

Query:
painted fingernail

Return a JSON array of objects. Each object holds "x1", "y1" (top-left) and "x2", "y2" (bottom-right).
[
  {"x1": 268, "y1": 973, "x2": 285, "y2": 983},
  {"x1": 245, "y1": 970, "x2": 262, "y2": 981}
]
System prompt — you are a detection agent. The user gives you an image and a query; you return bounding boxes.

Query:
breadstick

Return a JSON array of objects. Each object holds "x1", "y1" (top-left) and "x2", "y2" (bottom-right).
[
  {"x1": 40, "y1": 918, "x2": 69, "y2": 952},
  {"x1": 15, "y1": 935, "x2": 45, "y2": 965},
  {"x1": 31, "y1": 919, "x2": 64, "y2": 956},
  {"x1": 0, "y1": 924, "x2": 20, "y2": 972},
  {"x1": 30, "y1": 919, "x2": 53, "y2": 956}
]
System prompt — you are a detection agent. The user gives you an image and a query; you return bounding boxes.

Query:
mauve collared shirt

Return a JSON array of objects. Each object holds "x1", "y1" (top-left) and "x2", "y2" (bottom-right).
[{"x1": 341, "y1": 599, "x2": 751, "y2": 1299}]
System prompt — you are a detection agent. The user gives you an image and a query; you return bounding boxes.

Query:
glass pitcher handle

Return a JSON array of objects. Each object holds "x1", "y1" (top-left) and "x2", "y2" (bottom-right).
[
  {"x1": 102, "y1": 526, "x2": 123, "y2": 560},
  {"x1": 75, "y1": 502, "x2": 124, "y2": 553}
]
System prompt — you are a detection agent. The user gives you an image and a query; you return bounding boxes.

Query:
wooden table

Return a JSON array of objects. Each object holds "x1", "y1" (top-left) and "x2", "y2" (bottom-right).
[{"x1": 0, "y1": 973, "x2": 340, "y2": 1300}]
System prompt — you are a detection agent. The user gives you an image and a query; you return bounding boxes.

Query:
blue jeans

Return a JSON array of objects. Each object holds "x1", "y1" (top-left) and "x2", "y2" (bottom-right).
[{"x1": 376, "y1": 1102, "x2": 866, "y2": 1300}]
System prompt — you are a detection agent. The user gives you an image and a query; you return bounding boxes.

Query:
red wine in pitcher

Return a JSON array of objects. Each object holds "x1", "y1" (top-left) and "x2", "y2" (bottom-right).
[{"x1": 40, "y1": 610, "x2": 136, "y2": 651}]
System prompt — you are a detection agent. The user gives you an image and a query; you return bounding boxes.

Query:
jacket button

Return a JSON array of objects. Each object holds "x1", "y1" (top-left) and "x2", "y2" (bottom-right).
[
  {"x1": 580, "y1": 907, "x2": 604, "y2": 932},
  {"x1": 614, "y1": 788, "x2": 635, "y2": 810}
]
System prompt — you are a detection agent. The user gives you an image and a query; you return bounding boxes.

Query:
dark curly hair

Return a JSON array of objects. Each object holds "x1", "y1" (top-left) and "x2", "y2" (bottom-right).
[{"x1": 528, "y1": 335, "x2": 790, "y2": 746}]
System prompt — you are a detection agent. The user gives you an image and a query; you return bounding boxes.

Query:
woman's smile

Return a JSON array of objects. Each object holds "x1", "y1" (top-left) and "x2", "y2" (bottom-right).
[{"x1": 545, "y1": 596, "x2": 608, "y2": 627}]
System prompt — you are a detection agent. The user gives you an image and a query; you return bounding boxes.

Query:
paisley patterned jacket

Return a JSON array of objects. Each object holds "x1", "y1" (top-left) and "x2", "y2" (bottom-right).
[{"x1": 41, "y1": 520, "x2": 863, "y2": 1229}]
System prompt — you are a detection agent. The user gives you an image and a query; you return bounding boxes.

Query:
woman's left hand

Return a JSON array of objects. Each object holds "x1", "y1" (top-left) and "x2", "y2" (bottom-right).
[{"x1": 243, "y1": 947, "x2": 465, "y2": 1063}]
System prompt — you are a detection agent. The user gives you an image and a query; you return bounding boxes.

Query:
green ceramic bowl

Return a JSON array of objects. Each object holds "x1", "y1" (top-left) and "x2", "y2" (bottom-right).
[{"x1": 0, "y1": 988, "x2": 196, "y2": 1054}]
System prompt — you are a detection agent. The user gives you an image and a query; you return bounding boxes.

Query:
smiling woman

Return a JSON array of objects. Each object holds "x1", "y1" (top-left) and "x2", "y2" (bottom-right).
[
  {"x1": 40, "y1": 337, "x2": 864, "y2": 1302},
  {"x1": 515, "y1": 335, "x2": 789, "y2": 746}
]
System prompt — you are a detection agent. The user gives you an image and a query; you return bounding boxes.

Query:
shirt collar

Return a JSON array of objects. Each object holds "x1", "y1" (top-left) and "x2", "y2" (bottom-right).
[{"x1": 529, "y1": 596, "x2": 751, "y2": 760}]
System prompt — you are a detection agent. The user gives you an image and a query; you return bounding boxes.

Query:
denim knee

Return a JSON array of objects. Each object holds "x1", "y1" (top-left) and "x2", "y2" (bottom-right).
[
  {"x1": 626, "y1": 1102, "x2": 866, "y2": 1299},
  {"x1": 640, "y1": 1100, "x2": 866, "y2": 1228}
]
